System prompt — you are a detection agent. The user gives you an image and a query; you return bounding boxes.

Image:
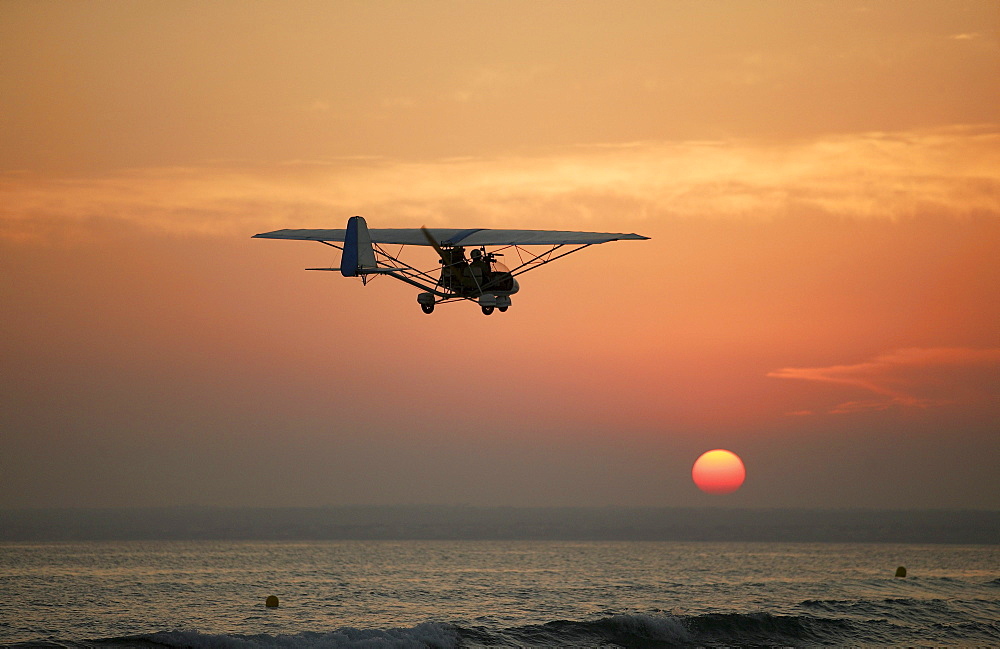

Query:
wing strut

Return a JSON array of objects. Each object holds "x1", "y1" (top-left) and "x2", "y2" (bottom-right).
[{"x1": 504, "y1": 243, "x2": 595, "y2": 277}]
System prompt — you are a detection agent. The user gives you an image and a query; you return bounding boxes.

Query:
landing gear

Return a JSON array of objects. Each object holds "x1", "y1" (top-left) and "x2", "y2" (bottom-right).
[
  {"x1": 478, "y1": 293, "x2": 510, "y2": 315},
  {"x1": 417, "y1": 292, "x2": 436, "y2": 314}
]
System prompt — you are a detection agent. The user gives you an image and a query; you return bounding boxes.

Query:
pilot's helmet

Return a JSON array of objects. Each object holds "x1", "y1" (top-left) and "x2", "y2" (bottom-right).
[{"x1": 471, "y1": 249, "x2": 482, "y2": 259}]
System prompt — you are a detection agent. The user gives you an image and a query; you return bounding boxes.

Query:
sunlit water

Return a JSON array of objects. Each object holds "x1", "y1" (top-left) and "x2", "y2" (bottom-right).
[{"x1": 2, "y1": 541, "x2": 997, "y2": 646}]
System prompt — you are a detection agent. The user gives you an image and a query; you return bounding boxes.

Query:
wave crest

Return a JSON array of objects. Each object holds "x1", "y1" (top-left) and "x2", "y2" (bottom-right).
[{"x1": 123, "y1": 624, "x2": 460, "y2": 649}]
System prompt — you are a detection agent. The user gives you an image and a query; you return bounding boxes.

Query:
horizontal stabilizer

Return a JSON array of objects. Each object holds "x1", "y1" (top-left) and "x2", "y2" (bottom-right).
[{"x1": 306, "y1": 267, "x2": 395, "y2": 274}]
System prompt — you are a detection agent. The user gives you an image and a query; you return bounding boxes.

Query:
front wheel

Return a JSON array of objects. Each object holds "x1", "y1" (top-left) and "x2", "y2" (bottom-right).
[
  {"x1": 481, "y1": 305, "x2": 494, "y2": 315},
  {"x1": 421, "y1": 303, "x2": 435, "y2": 314}
]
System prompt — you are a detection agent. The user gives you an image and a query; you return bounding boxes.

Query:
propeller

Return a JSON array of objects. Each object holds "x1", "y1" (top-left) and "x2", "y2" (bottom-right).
[
  {"x1": 421, "y1": 226, "x2": 449, "y2": 265},
  {"x1": 423, "y1": 226, "x2": 473, "y2": 293}
]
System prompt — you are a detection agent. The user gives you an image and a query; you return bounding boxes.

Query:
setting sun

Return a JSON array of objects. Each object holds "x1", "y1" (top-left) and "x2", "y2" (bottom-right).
[{"x1": 692, "y1": 449, "x2": 746, "y2": 495}]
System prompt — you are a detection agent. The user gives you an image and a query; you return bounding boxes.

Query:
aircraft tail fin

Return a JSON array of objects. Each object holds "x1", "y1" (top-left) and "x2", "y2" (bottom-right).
[{"x1": 341, "y1": 215, "x2": 379, "y2": 277}]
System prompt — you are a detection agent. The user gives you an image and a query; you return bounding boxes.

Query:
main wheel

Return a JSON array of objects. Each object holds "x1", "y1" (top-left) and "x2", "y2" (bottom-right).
[
  {"x1": 421, "y1": 303, "x2": 435, "y2": 314},
  {"x1": 498, "y1": 306, "x2": 508, "y2": 312},
  {"x1": 481, "y1": 305, "x2": 494, "y2": 315}
]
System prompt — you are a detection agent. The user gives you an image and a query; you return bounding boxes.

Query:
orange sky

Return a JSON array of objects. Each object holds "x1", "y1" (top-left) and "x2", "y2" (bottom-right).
[{"x1": 2, "y1": 1, "x2": 998, "y2": 509}]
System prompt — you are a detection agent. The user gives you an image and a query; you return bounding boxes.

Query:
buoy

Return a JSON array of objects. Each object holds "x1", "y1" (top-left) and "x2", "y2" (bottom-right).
[
  {"x1": 895, "y1": 566, "x2": 906, "y2": 578},
  {"x1": 265, "y1": 595, "x2": 279, "y2": 607}
]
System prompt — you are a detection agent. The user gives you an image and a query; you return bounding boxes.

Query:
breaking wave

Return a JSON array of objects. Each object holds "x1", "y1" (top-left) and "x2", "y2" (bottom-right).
[{"x1": 14, "y1": 610, "x2": 1000, "y2": 648}]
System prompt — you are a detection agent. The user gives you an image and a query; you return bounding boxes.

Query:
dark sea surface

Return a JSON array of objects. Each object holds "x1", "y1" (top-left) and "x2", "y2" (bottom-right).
[{"x1": 2, "y1": 539, "x2": 997, "y2": 647}]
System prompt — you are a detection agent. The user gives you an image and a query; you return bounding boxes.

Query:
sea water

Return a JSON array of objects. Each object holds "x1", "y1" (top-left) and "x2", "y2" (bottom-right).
[{"x1": 1, "y1": 540, "x2": 997, "y2": 647}]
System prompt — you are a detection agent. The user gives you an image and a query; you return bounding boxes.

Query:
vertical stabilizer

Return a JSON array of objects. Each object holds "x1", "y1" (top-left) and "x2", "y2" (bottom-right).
[{"x1": 341, "y1": 216, "x2": 377, "y2": 276}]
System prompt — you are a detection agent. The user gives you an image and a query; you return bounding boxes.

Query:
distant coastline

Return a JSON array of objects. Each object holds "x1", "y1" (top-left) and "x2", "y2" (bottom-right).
[{"x1": 1, "y1": 506, "x2": 996, "y2": 544}]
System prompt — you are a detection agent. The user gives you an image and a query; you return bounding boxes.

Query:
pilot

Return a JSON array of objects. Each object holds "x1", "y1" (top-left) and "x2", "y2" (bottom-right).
[
  {"x1": 468, "y1": 248, "x2": 490, "y2": 287},
  {"x1": 443, "y1": 246, "x2": 469, "y2": 289}
]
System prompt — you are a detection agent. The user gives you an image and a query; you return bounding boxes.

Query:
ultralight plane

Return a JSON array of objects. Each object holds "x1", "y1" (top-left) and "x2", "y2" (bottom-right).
[{"x1": 253, "y1": 216, "x2": 649, "y2": 314}]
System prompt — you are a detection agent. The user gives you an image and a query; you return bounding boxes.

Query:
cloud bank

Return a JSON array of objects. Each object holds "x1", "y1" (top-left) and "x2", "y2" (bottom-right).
[
  {"x1": 2, "y1": 125, "x2": 997, "y2": 242},
  {"x1": 768, "y1": 347, "x2": 1000, "y2": 415}
]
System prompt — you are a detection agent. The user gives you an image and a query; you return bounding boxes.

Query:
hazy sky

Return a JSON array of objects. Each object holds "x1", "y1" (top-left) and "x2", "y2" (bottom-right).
[{"x1": 2, "y1": 1, "x2": 998, "y2": 510}]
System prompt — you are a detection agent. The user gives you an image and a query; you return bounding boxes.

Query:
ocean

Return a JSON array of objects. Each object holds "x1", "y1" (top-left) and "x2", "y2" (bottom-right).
[{"x1": 2, "y1": 540, "x2": 997, "y2": 647}]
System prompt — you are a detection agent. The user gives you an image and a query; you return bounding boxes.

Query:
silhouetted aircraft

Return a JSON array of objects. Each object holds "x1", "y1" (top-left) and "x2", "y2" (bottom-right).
[{"x1": 254, "y1": 216, "x2": 649, "y2": 315}]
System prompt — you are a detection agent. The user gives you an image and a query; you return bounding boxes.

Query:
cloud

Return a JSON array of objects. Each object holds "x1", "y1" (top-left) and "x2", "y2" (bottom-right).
[
  {"x1": 1, "y1": 125, "x2": 998, "y2": 243},
  {"x1": 767, "y1": 347, "x2": 1000, "y2": 415}
]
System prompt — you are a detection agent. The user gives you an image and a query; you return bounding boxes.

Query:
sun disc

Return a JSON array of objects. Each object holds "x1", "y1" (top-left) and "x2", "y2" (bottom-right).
[{"x1": 692, "y1": 449, "x2": 746, "y2": 494}]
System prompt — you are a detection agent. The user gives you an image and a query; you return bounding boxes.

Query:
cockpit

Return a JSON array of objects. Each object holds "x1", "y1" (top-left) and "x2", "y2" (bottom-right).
[{"x1": 437, "y1": 247, "x2": 514, "y2": 293}]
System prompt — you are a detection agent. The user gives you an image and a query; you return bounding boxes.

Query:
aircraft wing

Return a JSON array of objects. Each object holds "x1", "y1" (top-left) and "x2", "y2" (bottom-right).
[{"x1": 253, "y1": 227, "x2": 649, "y2": 246}]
